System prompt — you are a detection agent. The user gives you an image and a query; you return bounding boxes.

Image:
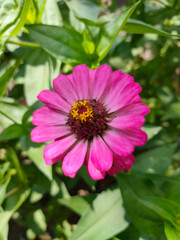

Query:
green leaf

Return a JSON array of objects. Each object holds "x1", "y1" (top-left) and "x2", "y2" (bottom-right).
[
  {"x1": 164, "y1": 221, "x2": 180, "y2": 240},
  {"x1": 42, "y1": 0, "x2": 63, "y2": 26},
  {"x1": 21, "y1": 136, "x2": 52, "y2": 180},
  {"x1": 0, "y1": 56, "x2": 23, "y2": 97},
  {"x1": 162, "y1": 102, "x2": 180, "y2": 120},
  {"x1": 116, "y1": 174, "x2": 164, "y2": 236},
  {"x1": 123, "y1": 19, "x2": 180, "y2": 37},
  {"x1": 0, "y1": 187, "x2": 30, "y2": 233},
  {"x1": 0, "y1": 0, "x2": 31, "y2": 53},
  {"x1": 27, "y1": 209, "x2": 47, "y2": 235},
  {"x1": 64, "y1": 0, "x2": 103, "y2": 25},
  {"x1": 69, "y1": 189, "x2": 128, "y2": 240},
  {"x1": 26, "y1": 24, "x2": 90, "y2": 65},
  {"x1": 24, "y1": 49, "x2": 52, "y2": 105},
  {"x1": 142, "y1": 125, "x2": 162, "y2": 141},
  {"x1": 132, "y1": 144, "x2": 177, "y2": 175},
  {"x1": 96, "y1": 0, "x2": 141, "y2": 62},
  {"x1": 0, "y1": 98, "x2": 27, "y2": 124},
  {"x1": 140, "y1": 196, "x2": 180, "y2": 229},
  {"x1": 0, "y1": 208, "x2": 8, "y2": 240},
  {"x1": 165, "y1": 170, "x2": 180, "y2": 203},
  {"x1": 58, "y1": 196, "x2": 90, "y2": 216},
  {"x1": 0, "y1": 124, "x2": 25, "y2": 141}
]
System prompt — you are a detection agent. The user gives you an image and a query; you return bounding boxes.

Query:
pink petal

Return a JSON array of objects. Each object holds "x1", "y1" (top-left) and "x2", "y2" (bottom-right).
[
  {"x1": 43, "y1": 135, "x2": 76, "y2": 161},
  {"x1": 106, "y1": 82, "x2": 142, "y2": 113},
  {"x1": 32, "y1": 107, "x2": 66, "y2": 126},
  {"x1": 44, "y1": 153, "x2": 66, "y2": 165},
  {"x1": 108, "y1": 162, "x2": 122, "y2": 176},
  {"x1": 86, "y1": 148, "x2": 106, "y2": 180},
  {"x1": 119, "y1": 128, "x2": 148, "y2": 146},
  {"x1": 90, "y1": 136, "x2": 113, "y2": 171},
  {"x1": 115, "y1": 103, "x2": 150, "y2": 116},
  {"x1": 62, "y1": 140, "x2": 88, "y2": 177},
  {"x1": 31, "y1": 125, "x2": 70, "y2": 143},
  {"x1": 129, "y1": 95, "x2": 142, "y2": 104},
  {"x1": 72, "y1": 65, "x2": 89, "y2": 99},
  {"x1": 103, "y1": 131, "x2": 134, "y2": 157},
  {"x1": 37, "y1": 90, "x2": 70, "y2": 113},
  {"x1": 103, "y1": 71, "x2": 133, "y2": 104},
  {"x1": 89, "y1": 69, "x2": 97, "y2": 98},
  {"x1": 91, "y1": 65, "x2": 111, "y2": 99},
  {"x1": 53, "y1": 74, "x2": 78, "y2": 104},
  {"x1": 109, "y1": 115, "x2": 145, "y2": 129},
  {"x1": 114, "y1": 154, "x2": 135, "y2": 170}
]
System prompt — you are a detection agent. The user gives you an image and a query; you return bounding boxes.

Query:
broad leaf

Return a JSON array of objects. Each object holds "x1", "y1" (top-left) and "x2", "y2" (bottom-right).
[
  {"x1": 42, "y1": 0, "x2": 63, "y2": 26},
  {"x1": 0, "y1": 98, "x2": 27, "y2": 124},
  {"x1": 27, "y1": 24, "x2": 90, "y2": 65},
  {"x1": 0, "y1": 124, "x2": 25, "y2": 141},
  {"x1": 21, "y1": 136, "x2": 52, "y2": 181},
  {"x1": 123, "y1": 19, "x2": 180, "y2": 37},
  {"x1": 96, "y1": 0, "x2": 141, "y2": 62},
  {"x1": 0, "y1": 0, "x2": 31, "y2": 53},
  {"x1": 132, "y1": 144, "x2": 177, "y2": 175},
  {"x1": 64, "y1": 0, "x2": 103, "y2": 25},
  {"x1": 142, "y1": 125, "x2": 162, "y2": 141},
  {"x1": 24, "y1": 49, "x2": 52, "y2": 105},
  {"x1": 116, "y1": 174, "x2": 164, "y2": 236},
  {"x1": 0, "y1": 56, "x2": 23, "y2": 97},
  {"x1": 69, "y1": 189, "x2": 128, "y2": 240},
  {"x1": 164, "y1": 221, "x2": 180, "y2": 240},
  {"x1": 58, "y1": 196, "x2": 90, "y2": 216},
  {"x1": 165, "y1": 170, "x2": 180, "y2": 203}
]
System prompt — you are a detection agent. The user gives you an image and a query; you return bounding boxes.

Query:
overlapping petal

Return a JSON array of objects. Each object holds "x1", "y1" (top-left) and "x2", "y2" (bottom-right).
[
  {"x1": 32, "y1": 106, "x2": 67, "y2": 126},
  {"x1": 31, "y1": 125, "x2": 70, "y2": 143},
  {"x1": 62, "y1": 140, "x2": 88, "y2": 177},
  {"x1": 38, "y1": 90, "x2": 70, "y2": 113}
]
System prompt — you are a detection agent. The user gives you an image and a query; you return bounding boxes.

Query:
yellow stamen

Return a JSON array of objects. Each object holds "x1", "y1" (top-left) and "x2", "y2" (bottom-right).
[{"x1": 70, "y1": 100, "x2": 93, "y2": 122}]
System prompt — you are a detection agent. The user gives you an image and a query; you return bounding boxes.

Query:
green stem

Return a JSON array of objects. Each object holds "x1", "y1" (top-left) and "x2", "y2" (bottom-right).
[{"x1": 7, "y1": 40, "x2": 40, "y2": 48}]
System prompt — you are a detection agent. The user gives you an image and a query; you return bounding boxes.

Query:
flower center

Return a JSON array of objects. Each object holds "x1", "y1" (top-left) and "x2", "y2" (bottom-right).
[
  {"x1": 67, "y1": 99, "x2": 109, "y2": 140},
  {"x1": 70, "y1": 100, "x2": 93, "y2": 122}
]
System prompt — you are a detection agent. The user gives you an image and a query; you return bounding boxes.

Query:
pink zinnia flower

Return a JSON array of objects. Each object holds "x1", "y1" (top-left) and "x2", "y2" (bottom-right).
[{"x1": 31, "y1": 65, "x2": 149, "y2": 180}]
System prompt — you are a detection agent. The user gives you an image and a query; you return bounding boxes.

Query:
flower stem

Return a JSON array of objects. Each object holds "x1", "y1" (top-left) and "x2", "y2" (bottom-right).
[{"x1": 7, "y1": 40, "x2": 40, "y2": 48}]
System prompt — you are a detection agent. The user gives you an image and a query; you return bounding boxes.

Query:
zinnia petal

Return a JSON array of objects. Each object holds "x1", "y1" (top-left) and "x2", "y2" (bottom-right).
[
  {"x1": 91, "y1": 65, "x2": 111, "y2": 99},
  {"x1": 31, "y1": 125, "x2": 70, "y2": 143},
  {"x1": 32, "y1": 106, "x2": 66, "y2": 126},
  {"x1": 103, "y1": 130, "x2": 134, "y2": 156},
  {"x1": 72, "y1": 64, "x2": 89, "y2": 99},
  {"x1": 90, "y1": 136, "x2": 113, "y2": 171},
  {"x1": 43, "y1": 135, "x2": 76, "y2": 161},
  {"x1": 62, "y1": 140, "x2": 88, "y2": 177},
  {"x1": 38, "y1": 90, "x2": 70, "y2": 113},
  {"x1": 106, "y1": 82, "x2": 142, "y2": 112},
  {"x1": 109, "y1": 115, "x2": 145, "y2": 129},
  {"x1": 115, "y1": 103, "x2": 150, "y2": 116},
  {"x1": 119, "y1": 128, "x2": 148, "y2": 146},
  {"x1": 53, "y1": 74, "x2": 78, "y2": 104}
]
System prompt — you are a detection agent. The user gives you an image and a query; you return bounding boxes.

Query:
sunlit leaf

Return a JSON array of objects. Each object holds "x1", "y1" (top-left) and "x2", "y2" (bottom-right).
[
  {"x1": 96, "y1": 0, "x2": 141, "y2": 62},
  {"x1": 69, "y1": 189, "x2": 128, "y2": 240}
]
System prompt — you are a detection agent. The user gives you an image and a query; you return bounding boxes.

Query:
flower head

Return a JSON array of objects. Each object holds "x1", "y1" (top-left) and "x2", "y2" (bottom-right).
[{"x1": 31, "y1": 65, "x2": 150, "y2": 180}]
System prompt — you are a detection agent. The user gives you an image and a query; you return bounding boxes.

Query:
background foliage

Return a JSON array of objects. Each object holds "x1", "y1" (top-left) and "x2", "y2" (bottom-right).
[{"x1": 0, "y1": 0, "x2": 180, "y2": 239}]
